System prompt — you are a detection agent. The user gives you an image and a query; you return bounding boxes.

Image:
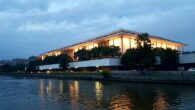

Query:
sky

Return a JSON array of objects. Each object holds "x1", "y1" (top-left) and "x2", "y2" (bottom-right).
[{"x1": 0, "y1": 0, "x2": 195, "y2": 60}]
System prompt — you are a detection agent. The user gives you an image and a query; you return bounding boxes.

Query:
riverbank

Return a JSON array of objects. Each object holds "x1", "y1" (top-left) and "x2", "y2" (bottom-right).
[{"x1": 1, "y1": 71, "x2": 195, "y2": 84}]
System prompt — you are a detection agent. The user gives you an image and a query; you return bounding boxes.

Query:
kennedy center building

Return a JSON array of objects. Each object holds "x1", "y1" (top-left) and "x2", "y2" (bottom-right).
[{"x1": 38, "y1": 29, "x2": 185, "y2": 69}]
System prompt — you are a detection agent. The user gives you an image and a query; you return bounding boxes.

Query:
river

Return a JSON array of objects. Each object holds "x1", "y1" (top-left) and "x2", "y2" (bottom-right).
[{"x1": 0, "y1": 75, "x2": 195, "y2": 110}]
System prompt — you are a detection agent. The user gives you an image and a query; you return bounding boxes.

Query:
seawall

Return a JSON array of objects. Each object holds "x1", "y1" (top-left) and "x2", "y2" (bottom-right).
[{"x1": 1, "y1": 71, "x2": 195, "y2": 84}]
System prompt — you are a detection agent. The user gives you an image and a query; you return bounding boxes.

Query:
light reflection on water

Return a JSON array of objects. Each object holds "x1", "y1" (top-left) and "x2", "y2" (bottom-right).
[{"x1": 0, "y1": 76, "x2": 195, "y2": 110}]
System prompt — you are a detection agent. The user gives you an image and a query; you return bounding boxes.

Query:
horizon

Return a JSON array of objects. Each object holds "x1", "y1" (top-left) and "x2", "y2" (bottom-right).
[{"x1": 0, "y1": 0, "x2": 195, "y2": 60}]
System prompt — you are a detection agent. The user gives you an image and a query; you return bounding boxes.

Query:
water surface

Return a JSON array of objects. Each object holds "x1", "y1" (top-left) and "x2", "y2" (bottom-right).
[{"x1": 0, "y1": 76, "x2": 195, "y2": 110}]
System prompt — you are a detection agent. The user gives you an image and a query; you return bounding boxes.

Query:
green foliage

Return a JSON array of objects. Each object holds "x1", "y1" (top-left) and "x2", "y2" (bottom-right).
[
  {"x1": 27, "y1": 59, "x2": 42, "y2": 72},
  {"x1": 2, "y1": 64, "x2": 13, "y2": 72},
  {"x1": 75, "y1": 46, "x2": 121, "y2": 61},
  {"x1": 14, "y1": 63, "x2": 26, "y2": 72},
  {"x1": 43, "y1": 56, "x2": 59, "y2": 64},
  {"x1": 58, "y1": 54, "x2": 72, "y2": 69},
  {"x1": 100, "y1": 70, "x2": 111, "y2": 79},
  {"x1": 74, "y1": 49, "x2": 91, "y2": 61},
  {"x1": 121, "y1": 33, "x2": 155, "y2": 66},
  {"x1": 121, "y1": 47, "x2": 155, "y2": 66},
  {"x1": 136, "y1": 33, "x2": 151, "y2": 48},
  {"x1": 26, "y1": 53, "x2": 72, "y2": 72},
  {"x1": 160, "y1": 48, "x2": 179, "y2": 65},
  {"x1": 153, "y1": 48, "x2": 179, "y2": 65}
]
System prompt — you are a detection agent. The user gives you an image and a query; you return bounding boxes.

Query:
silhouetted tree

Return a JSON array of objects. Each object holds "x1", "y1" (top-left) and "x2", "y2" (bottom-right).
[
  {"x1": 154, "y1": 48, "x2": 179, "y2": 65},
  {"x1": 58, "y1": 54, "x2": 72, "y2": 69},
  {"x1": 121, "y1": 33, "x2": 155, "y2": 74},
  {"x1": 160, "y1": 48, "x2": 179, "y2": 65},
  {"x1": 2, "y1": 64, "x2": 13, "y2": 72},
  {"x1": 74, "y1": 49, "x2": 91, "y2": 61},
  {"x1": 14, "y1": 63, "x2": 26, "y2": 72},
  {"x1": 78, "y1": 46, "x2": 121, "y2": 60},
  {"x1": 26, "y1": 58, "x2": 42, "y2": 72}
]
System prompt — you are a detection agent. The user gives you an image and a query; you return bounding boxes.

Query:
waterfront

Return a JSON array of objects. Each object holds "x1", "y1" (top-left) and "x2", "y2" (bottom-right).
[{"x1": 0, "y1": 76, "x2": 195, "y2": 110}]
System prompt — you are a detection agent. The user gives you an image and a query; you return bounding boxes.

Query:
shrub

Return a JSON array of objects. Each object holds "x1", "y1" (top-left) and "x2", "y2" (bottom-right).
[{"x1": 100, "y1": 70, "x2": 111, "y2": 79}]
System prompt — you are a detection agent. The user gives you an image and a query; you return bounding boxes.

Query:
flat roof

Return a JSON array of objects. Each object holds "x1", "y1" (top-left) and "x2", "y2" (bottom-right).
[{"x1": 40, "y1": 29, "x2": 186, "y2": 56}]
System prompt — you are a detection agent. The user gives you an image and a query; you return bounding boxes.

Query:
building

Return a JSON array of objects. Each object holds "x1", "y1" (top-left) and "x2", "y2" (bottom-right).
[{"x1": 38, "y1": 29, "x2": 185, "y2": 70}]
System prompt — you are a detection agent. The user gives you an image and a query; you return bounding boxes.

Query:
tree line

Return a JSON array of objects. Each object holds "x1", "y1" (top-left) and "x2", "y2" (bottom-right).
[
  {"x1": 0, "y1": 54, "x2": 72, "y2": 73},
  {"x1": 74, "y1": 45, "x2": 121, "y2": 61}
]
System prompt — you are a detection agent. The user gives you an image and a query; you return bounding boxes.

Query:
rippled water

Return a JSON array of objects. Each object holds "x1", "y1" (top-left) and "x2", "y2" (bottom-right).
[{"x1": 0, "y1": 76, "x2": 195, "y2": 110}]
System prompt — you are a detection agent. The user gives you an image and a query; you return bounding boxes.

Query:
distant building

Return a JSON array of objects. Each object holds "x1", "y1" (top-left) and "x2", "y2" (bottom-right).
[{"x1": 38, "y1": 29, "x2": 186, "y2": 69}]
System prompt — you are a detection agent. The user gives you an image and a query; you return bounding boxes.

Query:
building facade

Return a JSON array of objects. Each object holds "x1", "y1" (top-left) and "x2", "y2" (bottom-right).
[{"x1": 38, "y1": 29, "x2": 185, "y2": 69}]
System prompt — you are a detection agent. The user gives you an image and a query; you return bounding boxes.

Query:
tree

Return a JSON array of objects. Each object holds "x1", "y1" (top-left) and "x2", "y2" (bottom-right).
[
  {"x1": 58, "y1": 54, "x2": 72, "y2": 69},
  {"x1": 83, "y1": 46, "x2": 121, "y2": 60},
  {"x1": 14, "y1": 63, "x2": 26, "y2": 72},
  {"x1": 43, "y1": 56, "x2": 59, "y2": 64},
  {"x1": 108, "y1": 45, "x2": 121, "y2": 57},
  {"x1": 160, "y1": 48, "x2": 179, "y2": 65},
  {"x1": 74, "y1": 49, "x2": 91, "y2": 61},
  {"x1": 136, "y1": 33, "x2": 151, "y2": 48},
  {"x1": 91, "y1": 47, "x2": 101, "y2": 58},
  {"x1": 153, "y1": 48, "x2": 179, "y2": 66},
  {"x1": 121, "y1": 33, "x2": 155, "y2": 74},
  {"x1": 121, "y1": 47, "x2": 155, "y2": 66},
  {"x1": 121, "y1": 48, "x2": 139, "y2": 66},
  {"x1": 26, "y1": 58, "x2": 42, "y2": 72},
  {"x1": 2, "y1": 64, "x2": 13, "y2": 72}
]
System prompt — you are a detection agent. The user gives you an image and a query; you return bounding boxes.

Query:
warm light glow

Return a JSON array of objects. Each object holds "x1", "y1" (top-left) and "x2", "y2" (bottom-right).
[
  {"x1": 110, "y1": 95, "x2": 132, "y2": 110},
  {"x1": 130, "y1": 39, "x2": 137, "y2": 48},
  {"x1": 59, "y1": 80, "x2": 63, "y2": 94},
  {"x1": 153, "y1": 92, "x2": 166, "y2": 110},
  {"x1": 41, "y1": 56, "x2": 45, "y2": 60},
  {"x1": 157, "y1": 42, "x2": 162, "y2": 48},
  {"x1": 172, "y1": 46, "x2": 177, "y2": 50},
  {"x1": 162, "y1": 43, "x2": 167, "y2": 49},
  {"x1": 151, "y1": 42, "x2": 156, "y2": 48},
  {"x1": 46, "y1": 70, "x2": 51, "y2": 74},
  {"x1": 46, "y1": 80, "x2": 52, "y2": 94},
  {"x1": 123, "y1": 37, "x2": 130, "y2": 52},
  {"x1": 95, "y1": 81, "x2": 103, "y2": 105},
  {"x1": 114, "y1": 38, "x2": 121, "y2": 47},
  {"x1": 55, "y1": 52, "x2": 61, "y2": 56},
  {"x1": 40, "y1": 34, "x2": 183, "y2": 60},
  {"x1": 87, "y1": 45, "x2": 94, "y2": 50},
  {"x1": 69, "y1": 81, "x2": 79, "y2": 110},
  {"x1": 109, "y1": 39, "x2": 114, "y2": 46},
  {"x1": 167, "y1": 44, "x2": 172, "y2": 49},
  {"x1": 93, "y1": 43, "x2": 98, "y2": 48},
  {"x1": 74, "y1": 48, "x2": 78, "y2": 52}
]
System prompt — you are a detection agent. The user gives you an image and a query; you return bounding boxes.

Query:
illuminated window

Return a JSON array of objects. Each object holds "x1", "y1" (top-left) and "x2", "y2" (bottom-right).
[
  {"x1": 87, "y1": 45, "x2": 93, "y2": 50},
  {"x1": 41, "y1": 56, "x2": 45, "y2": 60},
  {"x1": 114, "y1": 38, "x2": 121, "y2": 47},
  {"x1": 172, "y1": 46, "x2": 177, "y2": 50},
  {"x1": 157, "y1": 43, "x2": 162, "y2": 48},
  {"x1": 130, "y1": 39, "x2": 137, "y2": 48},
  {"x1": 109, "y1": 39, "x2": 114, "y2": 46},
  {"x1": 74, "y1": 48, "x2": 78, "y2": 52},
  {"x1": 167, "y1": 44, "x2": 172, "y2": 49},
  {"x1": 151, "y1": 42, "x2": 156, "y2": 48},
  {"x1": 162, "y1": 44, "x2": 166, "y2": 49},
  {"x1": 123, "y1": 38, "x2": 130, "y2": 52},
  {"x1": 94, "y1": 43, "x2": 98, "y2": 47}
]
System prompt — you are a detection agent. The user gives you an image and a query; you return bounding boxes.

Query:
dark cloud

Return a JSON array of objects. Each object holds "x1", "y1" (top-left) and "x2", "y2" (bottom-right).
[{"x1": 0, "y1": 0, "x2": 195, "y2": 59}]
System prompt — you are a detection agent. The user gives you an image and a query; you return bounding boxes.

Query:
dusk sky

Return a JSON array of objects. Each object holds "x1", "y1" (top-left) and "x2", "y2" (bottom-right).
[{"x1": 0, "y1": 0, "x2": 195, "y2": 60}]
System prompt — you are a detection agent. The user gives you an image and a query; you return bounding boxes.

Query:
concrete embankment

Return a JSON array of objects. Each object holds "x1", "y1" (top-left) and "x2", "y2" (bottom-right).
[{"x1": 1, "y1": 71, "x2": 195, "y2": 84}]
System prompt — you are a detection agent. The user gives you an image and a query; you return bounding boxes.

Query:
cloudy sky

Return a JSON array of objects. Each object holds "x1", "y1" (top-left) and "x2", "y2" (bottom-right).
[{"x1": 0, "y1": 0, "x2": 195, "y2": 60}]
